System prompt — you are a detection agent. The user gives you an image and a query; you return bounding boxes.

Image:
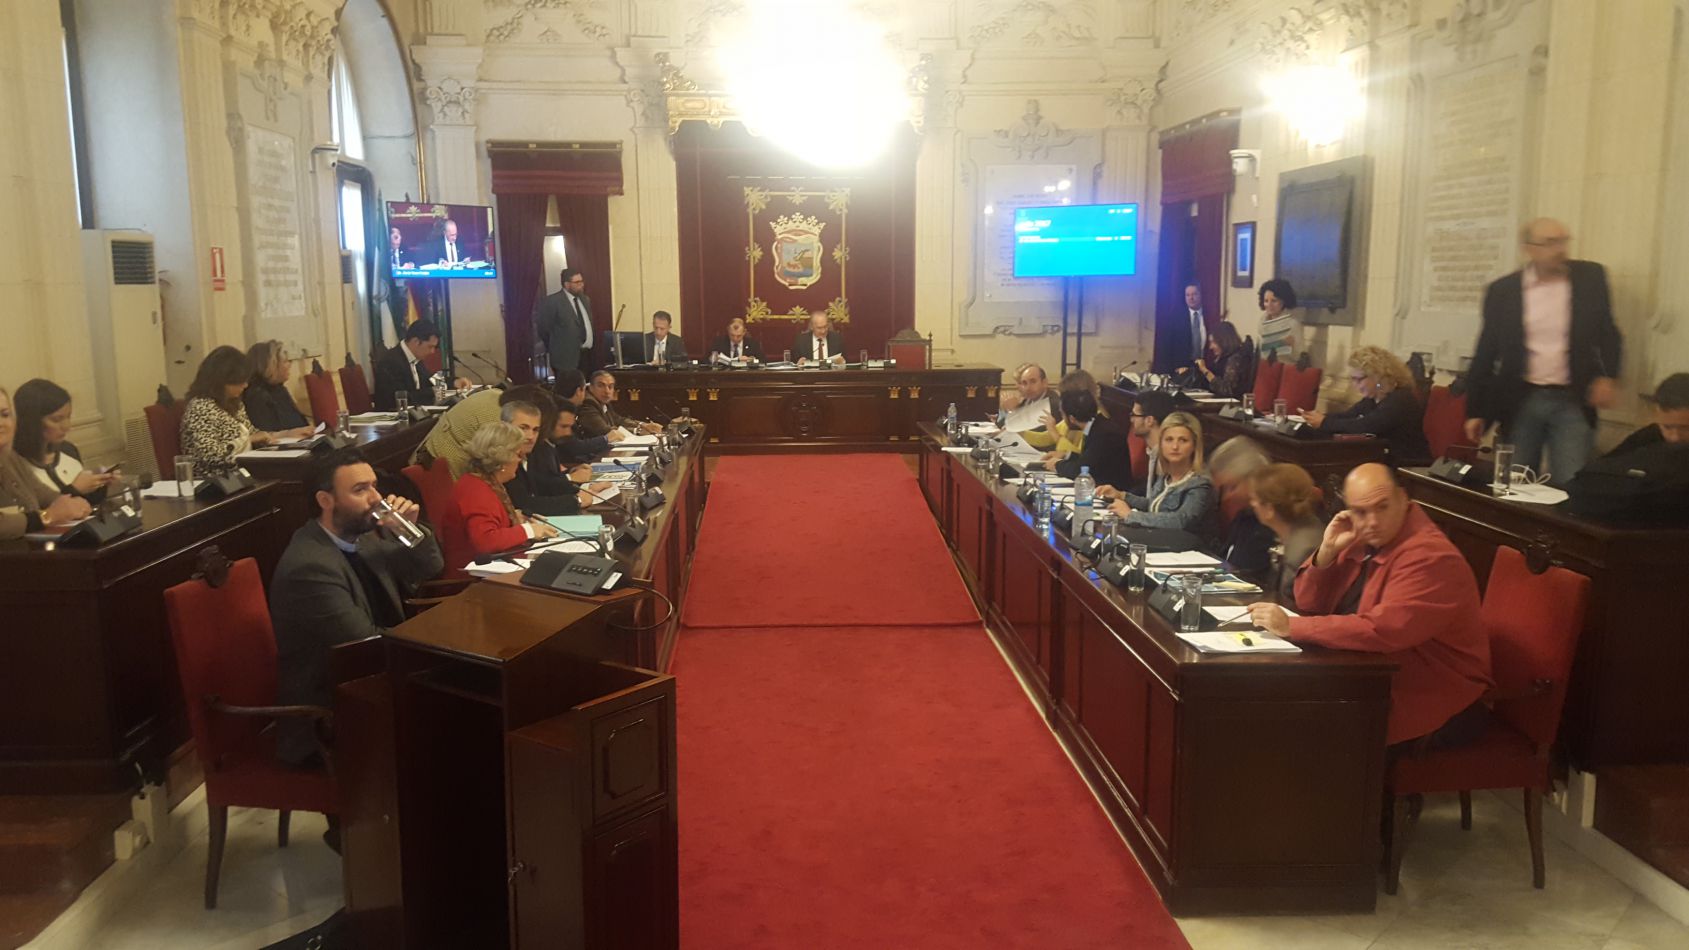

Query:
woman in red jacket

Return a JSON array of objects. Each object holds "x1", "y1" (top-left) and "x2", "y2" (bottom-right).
[{"x1": 439, "y1": 421, "x2": 560, "y2": 576}]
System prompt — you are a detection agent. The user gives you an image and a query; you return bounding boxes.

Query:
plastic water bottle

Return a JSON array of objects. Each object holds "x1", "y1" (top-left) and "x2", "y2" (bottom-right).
[
  {"x1": 946, "y1": 402, "x2": 959, "y2": 436},
  {"x1": 1073, "y1": 465, "x2": 1096, "y2": 534}
]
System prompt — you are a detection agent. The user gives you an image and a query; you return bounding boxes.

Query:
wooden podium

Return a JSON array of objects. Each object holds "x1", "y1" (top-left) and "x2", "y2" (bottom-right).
[{"x1": 334, "y1": 582, "x2": 678, "y2": 949}]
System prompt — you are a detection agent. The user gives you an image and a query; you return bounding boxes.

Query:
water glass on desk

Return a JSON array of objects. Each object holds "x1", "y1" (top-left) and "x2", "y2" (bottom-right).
[
  {"x1": 782, "y1": 349, "x2": 792, "y2": 363},
  {"x1": 1241, "y1": 393, "x2": 1255, "y2": 414},
  {"x1": 394, "y1": 392, "x2": 409, "y2": 413},
  {"x1": 859, "y1": 349, "x2": 869, "y2": 365},
  {"x1": 336, "y1": 409, "x2": 350, "y2": 435},
  {"x1": 174, "y1": 455, "x2": 195, "y2": 498},
  {"x1": 1272, "y1": 398, "x2": 1288, "y2": 426},
  {"x1": 1127, "y1": 542, "x2": 1147, "y2": 592},
  {"x1": 597, "y1": 523, "x2": 616, "y2": 553},
  {"x1": 1179, "y1": 574, "x2": 1205, "y2": 632},
  {"x1": 1492, "y1": 443, "x2": 1515, "y2": 496}
]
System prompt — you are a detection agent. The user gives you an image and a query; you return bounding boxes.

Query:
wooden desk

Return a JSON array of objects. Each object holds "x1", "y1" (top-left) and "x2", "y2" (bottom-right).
[
  {"x1": 335, "y1": 584, "x2": 678, "y2": 950},
  {"x1": 0, "y1": 485, "x2": 286, "y2": 793},
  {"x1": 920, "y1": 425, "x2": 1393, "y2": 915},
  {"x1": 607, "y1": 365, "x2": 1000, "y2": 452},
  {"x1": 239, "y1": 416, "x2": 436, "y2": 527},
  {"x1": 1401, "y1": 469, "x2": 1689, "y2": 768},
  {"x1": 487, "y1": 425, "x2": 708, "y2": 672},
  {"x1": 1100, "y1": 385, "x2": 1387, "y2": 487}
]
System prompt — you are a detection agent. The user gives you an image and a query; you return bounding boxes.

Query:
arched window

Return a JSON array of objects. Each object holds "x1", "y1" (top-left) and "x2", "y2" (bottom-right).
[{"x1": 330, "y1": 52, "x2": 365, "y2": 162}]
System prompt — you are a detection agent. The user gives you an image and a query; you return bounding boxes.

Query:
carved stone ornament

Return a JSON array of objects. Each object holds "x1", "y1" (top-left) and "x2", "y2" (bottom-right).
[
  {"x1": 1171, "y1": 0, "x2": 1246, "y2": 42},
  {"x1": 969, "y1": 0, "x2": 1098, "y2": 48},
  {"x1": 655, "y1": 52, "x2": 697, "y2": 93},
  {"x1": 1248, "y1": 7, "x2": 1324, "y2": 69},
  {"x1": 249, "y1": 43, "x2": 289, "y2": 123},
  {"x1": 485, "y1": 0, "x2": 612, "y2": 45},
  {"x1": 685, "y1": 0, "x2": 744, "y2": 47},
  {"x1": 1106, "y1": 77, "x2": 1160, "y2": 125},
  {"x1": 424, "y1": 77, "x2": 477, "y2": 125},
  {"x1": 994, "y1": 100, "x2": 1077, "y2": 160},
  {"x1": 1436, "y1": 0, "x2": 1526, "y2": 62}
]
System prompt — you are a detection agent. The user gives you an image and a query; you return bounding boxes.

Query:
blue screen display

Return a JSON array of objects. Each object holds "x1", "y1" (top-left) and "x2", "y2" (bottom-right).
[{"x1": 1012, "y1": 203, "x2": 1138, "y2": 278}]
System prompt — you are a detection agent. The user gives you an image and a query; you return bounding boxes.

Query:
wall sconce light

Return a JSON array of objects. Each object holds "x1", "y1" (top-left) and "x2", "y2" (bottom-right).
[
  {"x1": 1262, "y1": 64, "x2": 1364, "y2": 148},
  {"x1": 1229, "y1": 149, "x2": 1261, "y2": 178}
]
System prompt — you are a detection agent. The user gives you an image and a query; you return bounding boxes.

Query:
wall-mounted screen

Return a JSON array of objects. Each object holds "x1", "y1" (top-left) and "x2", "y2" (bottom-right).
[
  {"x1": 385, "y1": 202, "x2": 497, "y2": 279},
  {"x1": 1012, "y1": 203, "x2": 1139, "y2": 278}
]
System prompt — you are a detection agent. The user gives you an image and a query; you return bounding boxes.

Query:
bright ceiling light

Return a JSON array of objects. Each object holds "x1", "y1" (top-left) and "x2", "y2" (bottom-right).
[
  {"x1": 717, "y1": 1, "x2": 908, "y2": 168},
  {"x1": 1262, "y1": 64, "x2": 1364, "y2": 147}
]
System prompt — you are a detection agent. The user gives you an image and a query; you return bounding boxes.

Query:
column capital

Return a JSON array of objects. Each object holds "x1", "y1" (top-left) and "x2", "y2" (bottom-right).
[{"x1": 413, "y1": 38, "x2": 485, "y2": 127}]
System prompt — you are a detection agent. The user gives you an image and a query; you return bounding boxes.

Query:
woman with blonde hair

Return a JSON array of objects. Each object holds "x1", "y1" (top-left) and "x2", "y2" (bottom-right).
[
  {"x1": 1304, "y1": 345, "x2": 1431, "y2": 465},
  {"x1": 1107, "y1": 410, "x2": 1214, "y2": 531},
  {"x1": 1246, "y1": 463, "x2": 1326, "y2": 606},
  {"x1": 437, "y1": 421, "x2": 559, "y2": 576},
  {"x1": 0, "y1": 386, "x2": 92, "y2": 540},
  {"x1": 242, "y1": 340, "x2": 313, "y2": 433}
]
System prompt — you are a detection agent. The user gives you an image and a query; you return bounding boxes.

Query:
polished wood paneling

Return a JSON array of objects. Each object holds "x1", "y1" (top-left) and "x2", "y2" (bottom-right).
[{"x1": 922, "y1": 425, "x2": 1393, "y2": 915}]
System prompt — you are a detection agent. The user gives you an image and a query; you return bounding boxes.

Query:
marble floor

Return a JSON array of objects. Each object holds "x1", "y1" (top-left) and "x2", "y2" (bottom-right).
[{"x1": 20, "y1": 784, "x2": 1689, "y2": 949}]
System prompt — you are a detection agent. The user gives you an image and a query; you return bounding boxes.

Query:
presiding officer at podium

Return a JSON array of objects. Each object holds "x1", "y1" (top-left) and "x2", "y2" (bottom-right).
[
  {"x1": 711, "y1": 317, "x2": 764, "y2": 363},
  {"x1": 794, "y1": 310, "x2": 846, "y2": 366},
  {"x1": 270, "y1": 447, "x2": 443, "y2": 766}
]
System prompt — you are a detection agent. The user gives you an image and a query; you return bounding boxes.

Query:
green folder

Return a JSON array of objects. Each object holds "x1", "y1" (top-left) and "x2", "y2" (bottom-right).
[{"x1": 542, "y1": 514, "x2": 604, "y2": 537}]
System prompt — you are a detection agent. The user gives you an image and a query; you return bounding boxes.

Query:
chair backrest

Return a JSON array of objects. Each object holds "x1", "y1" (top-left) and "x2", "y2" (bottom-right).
[
  {"x1": 1479, "y1": 546, "x2": 1592, "y2": 749},
  {"x1": 403, "y1": 456, "x2": 456, "y2": 527},
  {"x1": 1424, "y1": 385, "x2": 1476, "y2": 459},
  {"x1": 164, "y1": 557, "x2": 278, "y2": 775},
  {"x1": 302, "y1": 370, "x2": 341, "y2": 427},
  {"x1": 887, "y1": 340, "x2": 927, "y2": 370},
  {"x1": 143, "y1": 400, "x2": 187, "y2": 477},
  {"x1": 1276, "y1": 365, "x2": 1323, "y2": 414},
  {"x1": 1217, "y1": 483, "x2": 1252, "y2": 537},
  {"x1": 1251, "y1": 359, "x2": 1284, "y2": 409},
  {"x1": 339, "y1": 364, "x2": 373, "y2": 415},
  {"x1": 1127, "y1": 430, "x2": 1148, "y2": 486}
]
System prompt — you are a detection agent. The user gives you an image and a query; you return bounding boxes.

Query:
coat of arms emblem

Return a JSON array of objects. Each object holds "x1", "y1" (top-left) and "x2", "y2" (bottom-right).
[{"x1": 769, "y1": 213, "x2": 826, "y2": 290}]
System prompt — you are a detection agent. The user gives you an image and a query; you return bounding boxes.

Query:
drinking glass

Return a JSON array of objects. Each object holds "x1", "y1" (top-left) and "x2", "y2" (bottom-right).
[
  {"x1": 782, "y1": 349, "x2": 792, "y2": 363},
  {"x1": 394, "y1": 392, "x2": 409, "y2": 413},
  {"x1": 434, "y1": 384, "x2": 449, "y2": 404},
  {"x1": 1241, "y1": 393, "x2": 1255, "y2": 414},
  {"x1": 1272, "y1": 398, "x2": 1288, "y2": 425},
  {"x1": 1492, "y1": 443, "x2": 1515, "y2": 496},
  {"x1": 620, "y1": 484, "x2": 640, "y2": 521},
  {"x1": 1179, "y1": 574, "x2": 1205, "y2": 632},
  {"x1": 597, "y1": 523, "x2": 616, "y2": 553},
  {"x1": 1127, "y1": 542, "x2": 1148, "y2": 593},
  {"x1": 336, "y1": 409, "x2": 350, "y2": 434},
  {"x1": 859, "y1": 349, "x2": 869, "y2": 365},
  {"x1": 372, "y1": 498, "x2": 425, "y2": 549},
  {"x1": 174, "y1": 455, "x2": 194, "y2": 498}
]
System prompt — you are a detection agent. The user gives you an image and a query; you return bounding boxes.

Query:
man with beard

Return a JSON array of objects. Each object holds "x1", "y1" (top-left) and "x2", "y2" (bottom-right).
[{"x1": 270, "y1": 447, "x2": 443, "y2": 769}]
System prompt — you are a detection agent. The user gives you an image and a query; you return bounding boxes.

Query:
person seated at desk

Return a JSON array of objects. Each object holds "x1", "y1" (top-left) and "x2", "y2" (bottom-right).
[
  {"x1": 1051, "y1": 389, "x2": 1132, "y2": 491},
  {"x1": 241, "y1": 341, "x2": 312, "y2": 433},
  {"x1": 1603, "y1": 372, "x2": 1689, "y2": 457},
  {"x1": 1104, "y1": 411, "x2": 1215, "y2": 532},
  {"x1": 793, "y1": 310, "x2": 846, "y2": 366},
  {"x1": 1001, "y1": 363, "x2": 1061, "y2": 445},
  {"x1": 1033, "y1": 369, "x2": 1112, "y2": 456},
  {"x1": 1092, "y1": 389, "x2": 1175, "y2": 495},
  {"x1": 710, "y1": 317, "x2": 764, "y2": 364},
  {"x1": 1206, "y1": 436, "x2": 1274, "y2": 571},
  {"x1": 415, "y1": 384, "x2": 555, "y2": 479},
  {"x1": 373, "y1": 319, "x2": 470, "y2": 411},
  {"x1": 438, "y1": 422, "x2": 561, "y2": 577},
  {"x1": 551, "y1": 369, "x2": 620, "y2": 463},
  {"x1": 1193, "y1": 321, "x2": 1251, "y2": 399},
  {"x1": 1247, "y1": 463, "x2": 1492, "y2": 750},
  {"x1": 181, "y1": 345, "x2": 304, "y2": 477},
  {"x1": 1303, "y1": 346, "x2": 1431, "y2": 466},
  {"x1": 536, "y1": 403, "x2": 599, "y2": 485},
  {"x1": 12, "y1": 378, "x2": 117, "y2": 504},
  {"x1": 644, "y1": 310, "x2": 687, "y2": 365},
  {"x1": 269, "y1": 447, "x2": 443, "y2": 769},
  {"x1": 578, "y1": 370, "x2": 662, "y2": 440},
  {"x1": 503, "y1": 394, "x2": 588, "y2": 517},
  {"x1": 0, "y1": 386, "x2": 91, "y2": 540},
  {"x1": 1247, "y1": 462, "x2": 1326, "y2": 607}
]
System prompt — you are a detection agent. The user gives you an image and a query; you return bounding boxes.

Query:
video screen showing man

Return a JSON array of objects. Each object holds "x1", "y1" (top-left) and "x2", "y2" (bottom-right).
[{"x1": 387, "y1": 203, "x2": 497, "y2": 278}]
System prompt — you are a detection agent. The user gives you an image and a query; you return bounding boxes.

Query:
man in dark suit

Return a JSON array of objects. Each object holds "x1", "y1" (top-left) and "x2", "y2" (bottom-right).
[
  {"x1": 536, "y1": 268, "x2": 597, "y2": 376},
  {"x1": 373, "y1": 319, "x2": 468, "y2": 410},
  {"x1": 501, "y1": 395, "x2": 582, "y2": 516},
  {"x1": 710, "y1": 317, "x2": 765, "y2": 363},
  {"x1": 417, "y1": 218, "x2": 480, "y2": 267},
  {"x1": 552, "y1": 368, "x2": 622, "y2": 461},
  {"x1": 642, "y1": 310, "x2": 687, "y2": 365},
  {"x1": 793, "y1": 310, "x2": 846, "y2": 365},
  {"x1": 270, "y1": 448, "x2": 443, "y2": 767},
  {"x1": 1465, "y1": 218, "x2": 1623, "y2": 483},
  {"x1": 1053, "y1": 388, "x2": 1132, "y2": 492},
  {"x1": 577, "y1": 370, "x2": 662, "y2": 440}
]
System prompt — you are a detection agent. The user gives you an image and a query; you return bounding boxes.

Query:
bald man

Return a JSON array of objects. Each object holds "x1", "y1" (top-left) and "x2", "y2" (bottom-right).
[
  {"x1": 1248, "y1": 464, "x2": 1492, "y2": 750},
  {"x1": 1002, "y1": 363, "x2": 1059, "y2": 435},
  {"x1": 1465, "y1": 218, "x2": 1622, "y2": 484}
]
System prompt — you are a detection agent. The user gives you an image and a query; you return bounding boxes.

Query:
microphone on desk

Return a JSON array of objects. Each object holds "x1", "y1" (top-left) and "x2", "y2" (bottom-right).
[
  {"x1": 610, "y1": 303, "x2": 628, "y2": 367},
  {"x1": 464, "y1": 351, "x2": 511, "y2": 387}
]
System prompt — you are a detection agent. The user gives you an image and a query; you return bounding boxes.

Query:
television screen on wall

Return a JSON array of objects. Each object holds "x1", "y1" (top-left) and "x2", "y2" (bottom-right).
[
  {"x1": 1275, "y1": 174, "x2": 1355, "y2": 312},
  {"x1": 384, "y1": 202, "x2": 497, "y2": 279},
  {"x1": 1013, "y1": 203, "x2": 1139, "y2": 278}
]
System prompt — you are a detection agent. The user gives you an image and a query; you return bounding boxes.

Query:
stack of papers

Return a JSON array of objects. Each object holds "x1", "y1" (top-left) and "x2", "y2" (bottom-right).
[
  {"x1": 616, "y1": 430, "x2": 660, "y2": 446},
  {"x1": 1006, "y1": 475, "x2": 1074, "y2": 487},
  {"x1": 348, "y1": 412, "x2": 400, "y2": 424},
  {"x1": 142, "y1": 481, "x2": 197, "y2": 498},
  {"x1": 238, "y1": 449, "x2": 312, "y2": 460},
  {"x1": 1146, "y1": 551, "x2": 1220, "y2": 568},
  {"x1": 1176, "y1": 605, "x2": 1302, "y2": 654}
]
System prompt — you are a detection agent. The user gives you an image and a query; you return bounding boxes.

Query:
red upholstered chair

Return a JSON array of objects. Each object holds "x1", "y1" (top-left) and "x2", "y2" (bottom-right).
[
  {"x1": 1424, "y1": 385, "x2": 1479, "y2": 461},
  {"x1": 1217, "y1": 484, "x2": 1252, "y2": 538},
  {"x1": 1251, "y1": 359, "x2": 1284, "y2": 411},
  {"x1": 143, "y1": 399, "x2": 188, "y2": 478},
  {"x1": 302, "y1": 369, "x2": 341, "y2": 427},
  {"x1": 1275, "y1": 365, "x2": 1323, "y2": 414},
  {"x1": 887, "y1": 338, "x2": 929, "y2": 370},
  {"x1": 422, "y1": 350, "x2": 444, "y2": 376},
  {"x1": 338, "y1": 363, "x2": 373, "y2": 415},
  {"x1": 164, "y1": 553, "x2": 337, "y2": 909},
  {"x1": 1384, "y1": 545, "x2": 1591, "y2": 894},
  {"x1": 1127, "y1": 430, "x2": 1148, "y2": 488}
]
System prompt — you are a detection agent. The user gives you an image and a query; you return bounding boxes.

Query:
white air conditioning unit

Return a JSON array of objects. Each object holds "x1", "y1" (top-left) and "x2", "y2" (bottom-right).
[{"x1": 82, "y1": 229, "x2": 168, "y2": 477}]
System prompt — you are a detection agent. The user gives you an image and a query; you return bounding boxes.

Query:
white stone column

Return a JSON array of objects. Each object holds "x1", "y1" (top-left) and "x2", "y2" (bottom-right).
[
  {"x1": 913, "y1": 53, "x2": 969, "y2": 360},
  {"x1": 613, "y1": 49, "x2": 683, "y2": 332},
  {"x1": 1096, "y1": 71, "x2": 1161, "y2": 372}
]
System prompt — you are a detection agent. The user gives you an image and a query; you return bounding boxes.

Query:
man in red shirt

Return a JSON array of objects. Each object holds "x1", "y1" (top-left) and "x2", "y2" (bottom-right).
[{"x1": 1249, "y1": 463, "x2": 1492, "y2": 748}]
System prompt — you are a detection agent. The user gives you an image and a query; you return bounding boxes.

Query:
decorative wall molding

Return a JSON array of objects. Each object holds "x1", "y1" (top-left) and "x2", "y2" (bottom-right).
[
  {"x1": 248, "y1": 43, "x2": 289, "y2": 122},
  {"x1": 969, "y1": 0, "x2": 1098, "y2": 48},
  {"x1": 1436, "y1": 0, "x2": 1527, "y2": 62},
  {"x1": 1242, "y1": 6, "x2": 1325, "y2": 68},
  {"x1": 1106, "y1": 76, "x2": 1161, "y2": 124},
  {"x1": 656, "y1": 52, "x2": 697, "y2": 92},
  {"x1": 685, "y1": 0, "x2": 744, "y2": 47},
  {"x1": 423, "y1": 76, "x2": 478, "y2": 125},
  {"x1": 484, "y1": 0, "x2": 612, "y2": 45},
  {"x1": 1170, "y1": 0, "x2": 1248, "y2": 43},
  {"x1": 994, "y1": 99, "x2": 1077, "y2": 159}
]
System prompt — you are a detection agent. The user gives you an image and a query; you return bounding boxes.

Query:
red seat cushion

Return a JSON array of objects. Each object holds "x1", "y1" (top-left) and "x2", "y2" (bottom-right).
[
  {"x1": 1276, "y1": 366, "x2": 1323, "y2": 414},
  {"x1": 303, "y1": 371, "x2": 341, "y2": 427},
  {"x1": 1424, "y1": 385, "x2": 1477, "y2": 459},
  {"x1": 1251, "y1": 360, "x2": 1284, "y2": 409},
  {"x1": 1391, "y1": 719, "x2": 1548, "y2": 794},
  {"x1": 339, "y1": 364, "x2": 373, "y2": 415},
  {"x1": 143, "y1": 401, "x2": 187, "y2": 477}
]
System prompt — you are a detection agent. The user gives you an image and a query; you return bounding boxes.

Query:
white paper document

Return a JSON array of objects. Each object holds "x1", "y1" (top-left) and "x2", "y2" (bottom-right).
[
  {"x1": 239, "y1": 449, "x2": 313, "y2": 460},
  {"x1": 142, "y1": 481, "x2": 197, "y2": 498},
  {"x1": 1176, "y1": 631, "x2": 1302, "y2": 654},
  {"x1": 616, "y1": 430, "x2": 660, "y2": 446},
  {"x1": 1146, "y1": 551, "x2": 1221, "y2": 568}
]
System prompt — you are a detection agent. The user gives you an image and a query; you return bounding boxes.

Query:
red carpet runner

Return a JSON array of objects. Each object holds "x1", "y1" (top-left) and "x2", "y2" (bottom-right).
[
  {"x1": 680, "y1": 455, "x2": 980, "y2": 629},
  {"x1": 676, "y1": 456, "x2": 1189, "y2": 950}
]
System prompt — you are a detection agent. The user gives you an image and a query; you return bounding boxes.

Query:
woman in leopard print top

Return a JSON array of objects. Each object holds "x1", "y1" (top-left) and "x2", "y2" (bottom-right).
[{"x1": 179, "y1": 345, "x2": 302, "y2": 477}]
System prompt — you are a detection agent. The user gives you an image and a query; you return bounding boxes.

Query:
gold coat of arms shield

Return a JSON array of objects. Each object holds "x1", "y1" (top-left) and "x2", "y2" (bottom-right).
[{"x1": 769, "y1": 213, "x2": 825, "y2": 290}]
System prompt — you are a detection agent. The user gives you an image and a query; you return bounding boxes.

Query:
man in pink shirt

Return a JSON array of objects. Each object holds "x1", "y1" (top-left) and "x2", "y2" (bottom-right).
[
  {"x1": 1248, "y1": 463, "x2": 1493, "y2": 749},
  {"x1": 1464, "y1": 218, "x2": 1623, "y2": 483}
]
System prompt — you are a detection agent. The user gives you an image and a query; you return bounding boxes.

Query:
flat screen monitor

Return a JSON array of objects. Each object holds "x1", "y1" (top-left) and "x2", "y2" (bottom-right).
[
  {"x1": 385, "y1": 202, "x2": 497, "y2": 279},
  {"x1": 1012, "y1": 203, "x2": 1139, "y2": 278}
]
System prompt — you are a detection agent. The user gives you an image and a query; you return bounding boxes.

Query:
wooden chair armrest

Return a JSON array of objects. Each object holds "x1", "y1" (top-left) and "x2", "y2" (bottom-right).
[{"x1": 207, "y1": 698, "x2": 334, "y2": 722}]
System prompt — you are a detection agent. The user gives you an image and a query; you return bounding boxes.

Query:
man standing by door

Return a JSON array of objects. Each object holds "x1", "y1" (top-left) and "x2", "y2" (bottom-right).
[{"x1": 537, "y1": 267, "x2": 597, "y2": 377}]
